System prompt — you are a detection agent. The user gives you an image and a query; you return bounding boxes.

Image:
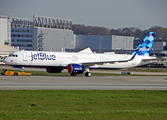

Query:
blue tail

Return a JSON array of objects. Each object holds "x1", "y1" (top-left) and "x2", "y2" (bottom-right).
[{"x1": 131, "y1": 32, "x2": 156, "y2": 56}]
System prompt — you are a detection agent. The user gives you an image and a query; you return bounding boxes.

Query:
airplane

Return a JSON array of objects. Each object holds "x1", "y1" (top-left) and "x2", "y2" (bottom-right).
[{"x1": 3, "y1": 32, "x2": 156, "y2": 77}]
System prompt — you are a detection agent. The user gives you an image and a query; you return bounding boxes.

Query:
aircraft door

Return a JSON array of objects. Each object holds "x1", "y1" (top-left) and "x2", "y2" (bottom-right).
[
  {"x1": 132, "y1": 58, "x2": 136, "y2": 65},
  {"x1": 100, "y1": 56, "x2": 104, "y2": 61},
  {"x1": 23, "y1": 52, "x2": 27, "y2": 61}
]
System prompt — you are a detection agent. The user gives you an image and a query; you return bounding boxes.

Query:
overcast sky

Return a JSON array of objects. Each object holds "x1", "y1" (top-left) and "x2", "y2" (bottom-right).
[{"x1": 0, "y1": 0, "x2": 166, "y2": 30}]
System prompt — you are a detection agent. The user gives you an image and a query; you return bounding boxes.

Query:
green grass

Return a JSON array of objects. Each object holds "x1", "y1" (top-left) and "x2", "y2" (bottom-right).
[{"x1": 0, "y1": 90, "x2": 167, "y2": 119}]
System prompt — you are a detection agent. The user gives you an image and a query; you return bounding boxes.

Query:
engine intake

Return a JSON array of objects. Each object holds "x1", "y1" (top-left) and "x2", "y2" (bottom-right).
[{"x1": 67, "y1": 64, "x2": 84, "y2": 74}]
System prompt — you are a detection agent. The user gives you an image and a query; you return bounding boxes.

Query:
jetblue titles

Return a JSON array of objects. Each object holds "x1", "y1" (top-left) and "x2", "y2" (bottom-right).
[
  {"x1": 139, "y1": 47, "x2": 149, "y2": 52},
  {"x1": 31, "y1": 52, "x2": 56, "y2": 61},
  {"x1": 74, "y1": 67, "x2": 84, "y2": 70}
]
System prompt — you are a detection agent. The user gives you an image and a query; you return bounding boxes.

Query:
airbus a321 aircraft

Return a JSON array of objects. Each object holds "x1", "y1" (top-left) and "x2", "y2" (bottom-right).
[{"x1": 3, "y1": 32, "x2": 156, "y2": 77}]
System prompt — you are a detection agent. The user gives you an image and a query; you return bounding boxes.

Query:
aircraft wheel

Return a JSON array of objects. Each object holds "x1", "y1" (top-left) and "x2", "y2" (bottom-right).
[
  {"x1": 85, "y1": 72, "x2": 92, "y2": 77},
  {"x1": 13, "y1": 72, "x2": 18, "y2": 76},
  {"x1": 71, "y1": 73, "x2": 77, "y2": 76},
  {"x1": 1, "y1": 72, "x2": 5, "y2": 75}
]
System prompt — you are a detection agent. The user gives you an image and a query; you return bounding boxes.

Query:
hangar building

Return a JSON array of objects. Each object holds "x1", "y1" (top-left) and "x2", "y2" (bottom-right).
[
  {"x1": 0, "y1": 15, "x2": 73, "y2": 51},
  {"x1": 74, "y1": 35, "x2": 134, "y2": 53},
  {"x1": 0, "y1": 15, "x2": 165, "y2": 55},
  {"x1": 33, "y1": 15, "x2": 74, "y2": 51}
]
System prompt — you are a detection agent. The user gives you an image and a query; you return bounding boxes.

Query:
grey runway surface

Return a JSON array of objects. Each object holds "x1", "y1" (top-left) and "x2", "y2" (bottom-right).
[{"x1": 0, "y1": 75, "x2": 167, "y2": 90}]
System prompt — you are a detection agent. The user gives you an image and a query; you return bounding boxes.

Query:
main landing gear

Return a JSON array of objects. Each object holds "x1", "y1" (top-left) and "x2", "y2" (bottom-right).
[
  {"x1": 70, "y1": 69, "x2": 92, "y2": 77},
  {"x1": 70, "y1": 72, "x2": 92, "y2": 77},
  {"x1": 85, "y1": 68, "x2": 92, "y2": 77},
  {"x1": 85, "y1": 72, "x2": 92, "y2": 77}
]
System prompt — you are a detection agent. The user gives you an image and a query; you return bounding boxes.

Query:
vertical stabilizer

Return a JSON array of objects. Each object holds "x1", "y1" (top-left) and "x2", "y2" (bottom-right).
[{"x1": 131, "y1": 32, "x2": 156, "y2": 56}]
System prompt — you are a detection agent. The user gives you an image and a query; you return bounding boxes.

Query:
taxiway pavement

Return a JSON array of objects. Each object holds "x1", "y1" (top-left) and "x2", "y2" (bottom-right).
[{"x1": 0, "y1": 75, "x2": 167, "y2": 90}]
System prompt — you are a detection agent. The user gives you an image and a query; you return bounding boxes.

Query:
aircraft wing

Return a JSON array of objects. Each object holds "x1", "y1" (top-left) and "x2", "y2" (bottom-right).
[{"x1": 82, "y1": 52, "x2": 137, "y2": 66}]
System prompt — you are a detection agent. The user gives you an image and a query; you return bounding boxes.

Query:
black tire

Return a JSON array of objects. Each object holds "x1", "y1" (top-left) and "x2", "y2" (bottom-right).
[
  {"x1": 71, "y1": 73, "x2": 77, "y2": 76},
  {"x1": 1, "y1": 72, "x2": 5, "y2": 75},
  {"x1": 13, "y1": 72, "x2": 18, "y2": 76},
  {"x1": 85, "y1": 72, "x2": 92, "y2": 77}
]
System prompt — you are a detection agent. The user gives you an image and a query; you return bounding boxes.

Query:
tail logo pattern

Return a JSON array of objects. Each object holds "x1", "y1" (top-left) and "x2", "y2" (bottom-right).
[{"x1": 132, "y1": 32, "x2": 155, "y2": 56}]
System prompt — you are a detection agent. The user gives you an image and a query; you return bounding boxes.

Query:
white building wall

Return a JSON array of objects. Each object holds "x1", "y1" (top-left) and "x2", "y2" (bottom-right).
[
  {"x1": 34, "y1": 28, "x2": 74, "y2": 51},
  {"x1": 76, "y1": 35, "x2": 112, "y2": 50},
  {"x1": 75, "y1": 35, "x2": 134, "y2": 52},
  {"x1": 112, "y1": 35, "x2": 134, "y2": 50},
  {"x1": 0, "y1": 19, "x2": 8, "y2": 44}
]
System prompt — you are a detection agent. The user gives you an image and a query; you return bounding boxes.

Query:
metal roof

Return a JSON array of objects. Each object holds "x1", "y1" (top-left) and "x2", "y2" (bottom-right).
[{"x1": 0, "y1": 44, "x2": 18, "y2": 52}]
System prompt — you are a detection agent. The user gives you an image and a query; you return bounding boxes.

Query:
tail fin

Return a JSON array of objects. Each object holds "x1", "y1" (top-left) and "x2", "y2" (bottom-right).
[{"x1": 131, "y1": 32, "x2": 156, "y2": 56}]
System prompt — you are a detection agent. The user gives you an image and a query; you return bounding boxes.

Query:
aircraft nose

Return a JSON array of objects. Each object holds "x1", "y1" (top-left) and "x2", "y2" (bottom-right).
[
  {"x1": 3, "y1": 57, "x2": 7, "y2": 64},
  {"x1": 3, "y1": 57, "x2": 6, "y2": 63},
  {"x1": 3, "y1": 57, "x2": 10, "y2": 64}
]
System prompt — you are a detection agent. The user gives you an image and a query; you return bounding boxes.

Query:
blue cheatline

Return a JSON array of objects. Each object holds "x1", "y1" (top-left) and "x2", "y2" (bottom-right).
[{"x1": 131, "y1": 32, "x2": 156, "y2": 56}]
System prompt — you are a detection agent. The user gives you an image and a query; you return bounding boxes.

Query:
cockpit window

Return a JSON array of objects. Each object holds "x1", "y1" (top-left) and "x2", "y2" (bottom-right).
[
  {"x1": 9, "y1": 54, "x2": 18, "y2": 57},
  {"x1": 9, "y1": 54, "x2": 13, "y2": 57}
]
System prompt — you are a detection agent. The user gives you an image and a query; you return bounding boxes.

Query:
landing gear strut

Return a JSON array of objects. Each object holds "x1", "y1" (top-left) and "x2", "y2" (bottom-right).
[{"x1": 85, "y1": 67, "x2": 92, "y2": 77}]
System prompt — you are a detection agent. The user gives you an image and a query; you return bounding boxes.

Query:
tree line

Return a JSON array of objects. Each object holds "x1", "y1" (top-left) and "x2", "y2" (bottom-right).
[{"x1": 72, "y1": 24, "x2": 167, "y2": 40}]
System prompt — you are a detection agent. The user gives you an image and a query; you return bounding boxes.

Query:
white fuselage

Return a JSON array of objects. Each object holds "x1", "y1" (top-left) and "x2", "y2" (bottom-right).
[{"x1": 3, "y1": 51, "x2": 154, "y2": 69}]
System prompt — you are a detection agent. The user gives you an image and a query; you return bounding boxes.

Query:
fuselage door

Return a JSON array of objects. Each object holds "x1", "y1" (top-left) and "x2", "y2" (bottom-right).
[
  {"x1": 100, "y1": 56, "x2": 104, "y2": 61},
  {"x1": 132, "y1": 58, "x2": 136, "y2": 65},
  {"x1": 23, "y1": 52, "x2": 27, "y2": 61}
]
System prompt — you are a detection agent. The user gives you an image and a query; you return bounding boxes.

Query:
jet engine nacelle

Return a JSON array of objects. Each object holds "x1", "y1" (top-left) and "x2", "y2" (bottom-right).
[
  {"x1": 67, "y1": 64, "x2": 84, "y2": 74},
  {"x1": 46, "y1": 68, "x2": 63, "y2": 73}
]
